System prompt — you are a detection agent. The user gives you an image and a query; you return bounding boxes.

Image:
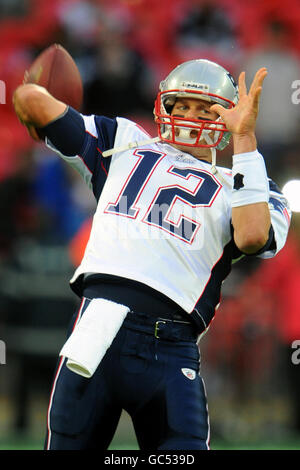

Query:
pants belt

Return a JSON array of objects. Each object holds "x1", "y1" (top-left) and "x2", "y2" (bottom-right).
[{"x1": 123, "y1": 311, "x2": 198, "y2": 342}]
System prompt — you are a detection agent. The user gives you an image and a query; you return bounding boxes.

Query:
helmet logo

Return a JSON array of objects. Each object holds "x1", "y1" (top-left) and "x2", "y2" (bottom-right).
[{"x1": 181, "y1": 81, "x2": 209, "y2": 92}]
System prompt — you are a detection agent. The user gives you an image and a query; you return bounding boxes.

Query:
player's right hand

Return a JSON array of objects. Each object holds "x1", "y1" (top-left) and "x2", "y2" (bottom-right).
[
  {"x1": 13, "y1": 83, "x2": 49, "y2": 142},
  {"x1": 25, "y1": 123, "x2": 42, "y2": 141},
  {"x1": 20, "y1": 72, "x2": 41, "y2": 141},
  {"x1": 210, "y1": 68, "x2": 267, "y2": 137}
]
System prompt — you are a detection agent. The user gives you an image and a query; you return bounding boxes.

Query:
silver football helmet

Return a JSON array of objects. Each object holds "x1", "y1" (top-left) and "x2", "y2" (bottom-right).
[{"x1": 154, "y1": 59, "x2": 239, "y2": 151}]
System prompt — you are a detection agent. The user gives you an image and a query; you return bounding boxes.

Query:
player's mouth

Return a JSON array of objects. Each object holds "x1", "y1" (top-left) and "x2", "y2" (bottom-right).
[{"x1": 172, "y1": 118, "x2": 215, "y2": 145}]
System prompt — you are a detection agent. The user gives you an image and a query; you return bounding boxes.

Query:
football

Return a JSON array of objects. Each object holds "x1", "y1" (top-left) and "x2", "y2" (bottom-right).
[{"x1": 26, "y1": 43, "x2": 83, "y2": 111}]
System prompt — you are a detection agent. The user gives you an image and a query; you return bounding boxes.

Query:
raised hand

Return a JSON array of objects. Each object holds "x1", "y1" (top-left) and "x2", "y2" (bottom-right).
[{"x1": 210, "y1": 68, "x2": 268, "y2": 152}]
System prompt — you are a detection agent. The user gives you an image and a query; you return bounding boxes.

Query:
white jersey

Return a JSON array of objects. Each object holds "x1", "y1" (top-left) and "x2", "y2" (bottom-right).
[{"x1": 47, "y1": 114, "x2": 291, "y2": 330}]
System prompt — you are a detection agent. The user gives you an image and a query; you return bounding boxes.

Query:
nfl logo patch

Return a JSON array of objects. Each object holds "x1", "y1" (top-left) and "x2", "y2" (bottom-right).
[{"x1": 181, "y1": 368, "x2": 196, "y2": 380}]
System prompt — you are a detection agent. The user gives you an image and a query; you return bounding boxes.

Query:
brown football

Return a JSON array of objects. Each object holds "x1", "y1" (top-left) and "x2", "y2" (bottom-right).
[{"x1": 26, "y1": 43, "x2": 83, "y2": 111}]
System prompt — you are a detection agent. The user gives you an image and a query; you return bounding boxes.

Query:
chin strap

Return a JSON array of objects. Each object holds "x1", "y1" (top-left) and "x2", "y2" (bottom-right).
[
  {"x1": 102, "y1": 131, "x2": 169, "y2": 158},
  {"x1": 204, "y1": 134, "x2": 231, "y2": 189},
  {"x1": 210, "y1": 147, "x2": 217, "y2": 175},
  {"x1": 200, "y1": 131, "x2": 217, "y2": 174}
]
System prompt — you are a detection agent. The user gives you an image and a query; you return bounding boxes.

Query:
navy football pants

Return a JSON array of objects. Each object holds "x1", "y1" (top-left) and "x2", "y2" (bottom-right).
[{"x1": 45, "y1": 298, "x2": 210, "y2": 450}]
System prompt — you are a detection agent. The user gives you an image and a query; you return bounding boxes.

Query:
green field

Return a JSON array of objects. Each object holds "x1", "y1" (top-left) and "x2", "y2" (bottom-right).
[
  {"x1": 1, "y1": 435, "x2": 299, "y2": 450},
  {"x1": 1, "y1": 398, "x2": 299, "y2": 451}
]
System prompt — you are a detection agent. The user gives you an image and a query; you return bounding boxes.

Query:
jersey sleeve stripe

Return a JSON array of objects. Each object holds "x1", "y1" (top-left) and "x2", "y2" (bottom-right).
[
  {"x1": 82, "y1": 114, "x2": 98, "y2": 138},
  {"x1": 100, "y1": 159, "x2": 108, "y2": 177}
]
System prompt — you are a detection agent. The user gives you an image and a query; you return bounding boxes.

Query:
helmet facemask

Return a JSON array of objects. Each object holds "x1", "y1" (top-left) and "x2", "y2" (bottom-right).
[{"x1": 154, "y1": 88, "x2": 235, "y2": 151}]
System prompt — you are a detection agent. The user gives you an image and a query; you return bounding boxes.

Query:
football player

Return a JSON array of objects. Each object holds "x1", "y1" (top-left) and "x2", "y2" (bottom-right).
[{"x1": 13, "y1": 59, "x2": 290, "y2": 450}]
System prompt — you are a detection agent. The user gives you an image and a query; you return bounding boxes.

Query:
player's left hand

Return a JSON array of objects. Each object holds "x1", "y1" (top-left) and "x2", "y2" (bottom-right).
[{"x1": 210, "y1": 67, "x2": 268, "y2": 137}]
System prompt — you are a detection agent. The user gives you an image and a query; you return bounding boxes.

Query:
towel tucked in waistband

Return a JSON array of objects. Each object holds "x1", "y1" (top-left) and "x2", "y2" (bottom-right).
[{"x1": 60, "y1": 298, "x2": 129, "y2": 378}]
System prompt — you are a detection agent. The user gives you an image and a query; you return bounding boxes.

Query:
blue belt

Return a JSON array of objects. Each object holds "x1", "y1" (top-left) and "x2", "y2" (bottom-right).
[{"x1": 123, "y1": 311, "x2": 198, "y2": 342}]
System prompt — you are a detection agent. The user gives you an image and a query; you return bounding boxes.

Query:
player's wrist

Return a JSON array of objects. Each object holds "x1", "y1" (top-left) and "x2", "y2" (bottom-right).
[
  {"x1": 232, "y1": 133, "x2": 257, "y2": 154},
  {"x1": 231, "y1": 150, "x2": 269, "y2": 207}
]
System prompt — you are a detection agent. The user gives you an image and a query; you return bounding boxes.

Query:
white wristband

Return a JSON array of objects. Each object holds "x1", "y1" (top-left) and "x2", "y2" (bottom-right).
[{"x1": 231, "y1": 150, "x2": 269, "y2": 207}]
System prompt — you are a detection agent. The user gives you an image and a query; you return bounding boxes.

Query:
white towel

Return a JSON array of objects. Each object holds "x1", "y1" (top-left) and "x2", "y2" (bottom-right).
[{"x1": 59, "y1": 298, "x2": 130, "y2": 378}]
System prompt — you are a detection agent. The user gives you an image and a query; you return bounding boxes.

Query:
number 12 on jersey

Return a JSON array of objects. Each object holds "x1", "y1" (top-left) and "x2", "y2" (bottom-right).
[{"x1": 105, "y1": 149, "x2": 222, "y2": 244}]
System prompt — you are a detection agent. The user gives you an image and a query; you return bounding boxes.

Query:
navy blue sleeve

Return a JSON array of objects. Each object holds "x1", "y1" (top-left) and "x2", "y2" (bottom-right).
[
  {"x1": 42, "y1": 107, "x2": 118, "y2": 201},
  {"x1": 42, "y1": 106, "x2": 86, "y2": 156}
]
